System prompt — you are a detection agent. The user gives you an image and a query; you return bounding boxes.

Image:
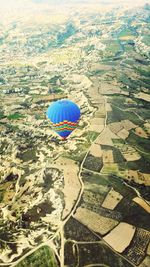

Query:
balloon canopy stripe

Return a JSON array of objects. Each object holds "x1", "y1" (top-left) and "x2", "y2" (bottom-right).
[
  {"x1": 56, "y1": 130, "x2": 72, "y2": 133},
  {"x1": 53, "y1": 126, "x2": 76, "y2": 131},
  {"x1": 49, "y1": 120, "x2": 79, "y2": 127},
  {"x1": 55, "y1": 127, "x2": 75, "y2": 132},
  {"x1": 50, "y1": 121, "x2": 77, "y2": 132}
]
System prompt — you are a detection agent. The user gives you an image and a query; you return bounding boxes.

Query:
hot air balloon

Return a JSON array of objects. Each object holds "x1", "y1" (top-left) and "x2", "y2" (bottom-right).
[{"x1": 47, "y1": 99, "x2": 81, "y2": 139}]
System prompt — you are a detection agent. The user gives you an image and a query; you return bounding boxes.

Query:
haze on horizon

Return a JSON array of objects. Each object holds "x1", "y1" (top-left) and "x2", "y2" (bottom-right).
[{"x1": 0, "y1": 0, "x2": 149, "y2": 9}]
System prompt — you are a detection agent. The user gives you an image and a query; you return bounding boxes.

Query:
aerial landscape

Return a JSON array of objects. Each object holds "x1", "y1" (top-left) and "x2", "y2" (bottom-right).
[{"x1": 0, "y1": 0, "x2": 150, "y2": 266}]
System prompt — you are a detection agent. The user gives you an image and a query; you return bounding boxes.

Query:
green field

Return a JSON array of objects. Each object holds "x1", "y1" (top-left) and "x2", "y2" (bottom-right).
[
  {"x1": 82, "y1": 170, "x2": 136, "y2": 199},
  {"x1": 7, "y1": 113, "x2": 25, "y2": 120},
  {"x1": 65, "y1": 240, "x2": 134, "y2": 267},
  {"x1": 135, "y1": 66, "x2": 150, "y2": 77},
  {"x1": 82, "y1": 131, "x2": 99, "y2": 143},
  {"x1": 118, "y1": 28, "x2": 135, "y2": 40},
  {"x1": 127, "y1": 131, "x2": 150, "y2": 154},
  {"x1": 107, "y1": 104, "x2": 143, "y2": 125},
  {"x1": 16, "y1": 246, "x2": 58, "y2": 267},
  {"x1": 142, "y1": 35, "x2": 150, "y2": 46},
  {"x1": 104, "y1": 39, "x2": 121, "y2": 57}
]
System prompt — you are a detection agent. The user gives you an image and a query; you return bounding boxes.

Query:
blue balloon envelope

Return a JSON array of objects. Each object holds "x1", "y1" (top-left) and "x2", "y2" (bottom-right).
[{"x1": 47, "y1": 99, "x2": 81, "y2": 139}]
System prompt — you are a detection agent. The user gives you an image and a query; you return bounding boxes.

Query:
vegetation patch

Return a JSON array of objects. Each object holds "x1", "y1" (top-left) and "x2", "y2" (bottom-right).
[
  {"x1": 126, "y1": 156, "x2": 150, "y2": 174},
  {"x1": 83, "y1": 153, "x2": 103, "y2": 172},
  {"x1": 107, "y1": 105, "x2": 143, "y2": 125},
  {"x1": 16, "y1": 246, "x2": 58, "y2": 267},
  {"x1": 118, "y1": 28, "x2": 135, "y2": 40},
  {"x1": 7, "y1": 113, "x2": 25, "y2": 120},
  {"x1": 64, "y1": 217, "x2": 99, "y2": 242},
  {"x1": 82, "y1": 131, "x2": 99, "y2": 143},
  {"x1": 76, "y1": 242, "x2": 133, "y2": 267},
  {"x1": 17, "y1": 147, "x2": 38, "y2": 162},
  {"x1": 104, "y1": 39, "x2": 121, "y2": 57},
  {"x1": 0, "y1": 111, "x2": 6, "y2": 119},
  {"x1": 101, "y1": 144, "x2": 126, "y2": 163},
  {"x1": 82, "y1": 171, "x2": 136, "y2": 199},
  {"x1": 142, "y1": 35, "x2": 150, "y2": 46},
  {"x1": 126, "y1": 131, "x2": 150, "y2": 154},
  {"x1": 116, "y1": 198, "x2": 150, "y2": 230}
]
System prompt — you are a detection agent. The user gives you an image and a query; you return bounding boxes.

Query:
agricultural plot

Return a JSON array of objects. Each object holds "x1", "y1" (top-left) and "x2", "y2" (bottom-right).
[
  {"x1": 90, "y1": 143, "x2": 102, "y2": 157},
  {"x1": 127, "y1": 131, "x2": 150, "y2": 155},
  {"x1": 83, "y1": 153, "x2": 103, "y2": 172},
  {"x1": 109, "y1": 122, "x2": 124, "y2": 134},
  {"x1": 118, "y1": 28, "x2": 135, "y2": 40},
  {"x1": 89, "y1": 121, "x2": 104, "y2": 133},
  {"x1": 74, "y1": 207, "x2": 118, "y2": 235},
  {"x1": 65, "y1": 241, "x2": 134, "y2": 267},
  {"x1": 140, "y1": 256, "x2": 150, "y2": 267},
  {"x1": 116, "y1": 198, "x2": 150, "y2": 230},
  {"x1": 113, "y1": 141, "x2": 141, "y2": 161},
  {"x1": 147, "y1": 243, "x2": 150, "y2": 256},
  {"x1": 111, "y1": 146, "x2": 126, "y2": 164},
  {"x1": 101, "y1": 163, "x2": 122, "y2": 176},
  {"x1": 102, "y1": 150, "x2": 114, "y2": 163},
  {"x1": 133, "y1": 197, "x2": 150, "y2": 213},
  {"x1": 117, "y1": 128, "x2": 129, "y2": 139},
  {"x1": 99, "y1": 82, "x2": 123, "y2": 95},
  {"x1": 134, "y1": 127, "x2": 148, "y2": 138},
  {"x1": 126, "y1": 170, "x2": 150, "y2": 185},
  {"x1": 96, "y1": 127, "x2": 119, "y2": 146},
  {"x1": 135, "y1": 92, "x2": 150, "y2": 102},
  {"x1": 82, "y1": 171, "x2": 136, "y2": 199},
  {"x1": 106, "y1": 102, "x2": 112, "y2": 112},
  {"x1": 107, "y1": 105, "x2": 143, "y2": 125},
  {"x1": 122, "y1": 148, "x2": 141, "y2": 162},
  {"x1": 104, "y1": 222, "x2": 136, "y2": 253},
  {"x1": 49, "y1": 47, "x2": 83, "y2": 65},
  {"x1": 90, "y1": 117, "x2": 105, "y2": 125},
  {"x1": 64, "y1": 217, "x2": 100, "y2": 242},
  {"x1": 81, "y1": 189, "x2": 109, "y2": 209},
  {"x1": 103, "y1": 39, "x2": 121, "y2": 57},
  {"x1": 109, "y1": 120, "x2": 137, "y2": 135},
  {"x1": 144, "y1": 122, "x2": 150, "y2": 135},
  {"x1": 89, "y1": 63, "x2": 112, "y2": 74},
  {"x1": 102, "y1": 188, "x2": 123, "y2": 210},
  {"x1": 123, "y1": 228, "x2": 150, "y2": 265}
]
